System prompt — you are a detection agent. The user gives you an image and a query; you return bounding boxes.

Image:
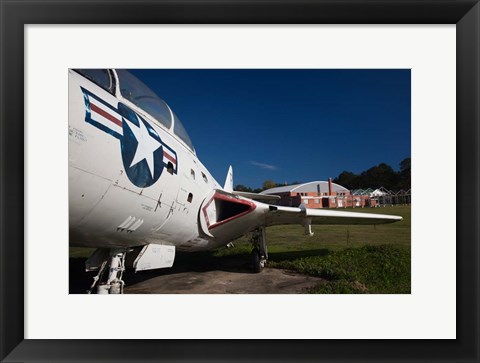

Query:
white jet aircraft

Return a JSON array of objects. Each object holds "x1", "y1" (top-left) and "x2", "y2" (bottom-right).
[{"x1": 69, "y1": 69, "x2": 402, "y2": 294}]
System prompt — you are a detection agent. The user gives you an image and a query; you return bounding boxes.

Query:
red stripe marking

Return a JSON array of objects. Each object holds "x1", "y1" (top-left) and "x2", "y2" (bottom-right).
[
  {"x1": 163, "y1": 151, "x2": 176, "y2": 164},
  {"x1": 90, "y1": 103, "x2": 122, "y2": 127}
]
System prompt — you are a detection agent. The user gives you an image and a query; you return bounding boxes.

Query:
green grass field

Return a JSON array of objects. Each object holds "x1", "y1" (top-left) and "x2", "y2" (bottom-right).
[
  {"x1": 213, "y1": 205, "x2": 411, "y2": 294},
  {"x1": 70, "y1": 206, "x2": 411, "y2": 294}
]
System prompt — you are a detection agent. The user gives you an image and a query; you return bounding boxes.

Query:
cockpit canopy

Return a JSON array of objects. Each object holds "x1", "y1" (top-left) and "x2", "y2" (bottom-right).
[{"x1": 74, "y1": 68, "x2": 195, "y2": 152}]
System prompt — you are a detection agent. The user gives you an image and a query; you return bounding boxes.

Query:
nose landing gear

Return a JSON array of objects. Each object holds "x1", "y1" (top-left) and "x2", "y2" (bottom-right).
[
  {"x1": 250, "y1": 227, "x2": 268, "y2": 273},
  {"x1": 86, "y1": 248, "x2": 127, "y2": 294}
]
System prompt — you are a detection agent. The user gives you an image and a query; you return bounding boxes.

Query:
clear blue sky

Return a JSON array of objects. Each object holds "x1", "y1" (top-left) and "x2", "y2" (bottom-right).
[{"x1": 130, "y1": 69, "x2": 411, "y2": 189}]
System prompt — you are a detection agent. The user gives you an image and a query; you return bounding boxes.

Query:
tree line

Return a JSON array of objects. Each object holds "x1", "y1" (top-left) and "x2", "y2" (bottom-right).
[
  {"x1": 333, "y1": 158, "x2": 410, "y2": 191},
  {"x1": 235, "y1": 157, "x2": 411, "y2": 193}
]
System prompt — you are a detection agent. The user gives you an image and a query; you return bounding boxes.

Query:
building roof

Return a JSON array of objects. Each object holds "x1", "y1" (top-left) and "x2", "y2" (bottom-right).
[
  {"x1": 261, "y1": 181, "x2": 349, "y2": 195},
  {"x1": 351, "y1": 188, "x2": 375, "y2": 196}
]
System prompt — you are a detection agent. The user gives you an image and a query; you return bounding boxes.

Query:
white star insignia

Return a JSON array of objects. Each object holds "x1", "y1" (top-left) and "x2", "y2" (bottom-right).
[{"x1": 125, "y1": 116, "x2": 161, "y2": 178}]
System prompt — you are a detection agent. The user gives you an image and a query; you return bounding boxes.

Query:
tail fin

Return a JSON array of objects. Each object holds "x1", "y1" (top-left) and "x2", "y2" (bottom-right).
[{"x1": 223, "y1": 165, "x2": 233, "y2": 192}]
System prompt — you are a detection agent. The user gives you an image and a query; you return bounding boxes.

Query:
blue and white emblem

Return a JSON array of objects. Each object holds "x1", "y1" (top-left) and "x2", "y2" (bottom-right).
[{"x1": 81, "y1": 87, "x2": 178, "y2": 188}]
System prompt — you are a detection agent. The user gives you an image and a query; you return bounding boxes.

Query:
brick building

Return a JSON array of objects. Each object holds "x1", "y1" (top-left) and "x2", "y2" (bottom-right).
[{"x1": 261, "y1": 178, "x2": 375, "y2": 209}]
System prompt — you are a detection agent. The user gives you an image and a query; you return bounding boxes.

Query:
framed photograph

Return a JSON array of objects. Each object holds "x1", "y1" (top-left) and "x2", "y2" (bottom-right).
[{"x1": 1, "y1": 0, "x2": 479, "y2": 362}]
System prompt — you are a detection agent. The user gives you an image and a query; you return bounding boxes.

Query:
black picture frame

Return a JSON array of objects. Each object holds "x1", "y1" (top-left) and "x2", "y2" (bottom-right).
[{"x1": 1, "y1": 1, "x2": 478, "y2": 362}]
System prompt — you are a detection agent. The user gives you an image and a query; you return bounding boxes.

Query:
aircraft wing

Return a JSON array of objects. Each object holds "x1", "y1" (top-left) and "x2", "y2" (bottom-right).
[
  {"x1": 232, "y1": 191, "x2": 281, "y2": 202},
  {"x1": 198, "y1": 190, "x2": 402, "y2": 241},
  {"x1": 266, "y1": 204, "x2": 402, "y2": 227}
]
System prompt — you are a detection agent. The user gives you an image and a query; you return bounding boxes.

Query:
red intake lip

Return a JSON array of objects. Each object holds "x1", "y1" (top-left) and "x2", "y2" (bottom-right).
[{"x1": 202, "y1": 192, "x2": 256, "y2": 230}]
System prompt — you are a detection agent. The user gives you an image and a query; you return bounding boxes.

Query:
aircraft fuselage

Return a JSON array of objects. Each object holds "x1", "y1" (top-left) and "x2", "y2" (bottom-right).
[{"x1": 69, "y1": 69, "x2": 228, "y2": 252}]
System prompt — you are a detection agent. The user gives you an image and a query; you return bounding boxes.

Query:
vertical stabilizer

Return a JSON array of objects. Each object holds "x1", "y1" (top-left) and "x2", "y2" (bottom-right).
[{"x1": 223, "y1": 165, "x2": 233, "y2": 192}]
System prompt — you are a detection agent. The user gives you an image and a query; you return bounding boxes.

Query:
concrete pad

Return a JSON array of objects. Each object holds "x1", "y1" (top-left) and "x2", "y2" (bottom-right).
[
  {"x1": 124, "y1": 268, "x2": 324, "y2": 294},
  {"x1": 70, "y1": 254, "x2": 325, "y2": 294}
]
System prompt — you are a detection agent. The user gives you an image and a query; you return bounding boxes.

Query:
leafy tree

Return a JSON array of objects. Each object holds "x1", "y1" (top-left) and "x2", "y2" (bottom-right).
[
  {"x1": 234, "y1": 184, "x2": 253, "y2": 192},
  {"x1": 262, "y1": 180, "x2": 277, "y2": 190},
  {"x1": 398, "y1": 157, "x2": 411, "y2": 190},
  {"x1": 400, "y1": 157, "x2": 411, "y2": 173},
  {"x1": 333, "y1": 158, "x2": 411, "y2": 191},
  {"x1": 334, "y1": 171, "x2": 359, "y2": 189},
  {"x1": 360, "y1": 163, "x2": 397, "y2": 190}
]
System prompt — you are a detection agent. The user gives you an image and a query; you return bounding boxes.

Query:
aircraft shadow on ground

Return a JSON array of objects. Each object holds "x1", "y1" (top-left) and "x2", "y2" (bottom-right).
[
  {"x1": 68, "y1": 254, "x2": 251, "y2": 293},
  {"x1": 69, "y1": 248, "x2": 331, "y2": 293}
]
